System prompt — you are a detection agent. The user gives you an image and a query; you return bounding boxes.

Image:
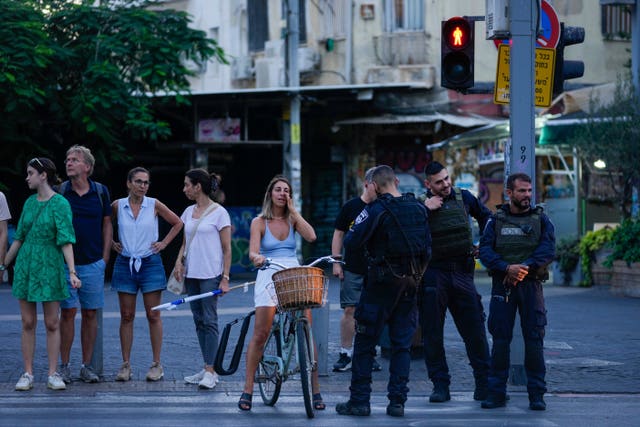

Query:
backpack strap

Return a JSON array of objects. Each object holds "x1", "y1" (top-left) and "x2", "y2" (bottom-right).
[{"x1": 56, "y1": 180, "x2": 105, "y2": 209}]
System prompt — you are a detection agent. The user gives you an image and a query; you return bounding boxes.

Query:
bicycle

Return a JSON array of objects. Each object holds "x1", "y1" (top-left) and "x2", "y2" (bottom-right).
[{"x1": 256, "y1": 255, "x2": 342, "y2": 418}]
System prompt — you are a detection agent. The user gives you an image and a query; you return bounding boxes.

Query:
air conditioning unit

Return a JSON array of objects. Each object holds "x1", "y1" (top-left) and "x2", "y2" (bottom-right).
[
  {"x1": 255, "y1": 57, "x2": 284, "y2": 88},
  {"x1": 486, "y1": 0, "x2": 510, "y2": 39},
  {"x1": 265, "y1": 40, "x2": 285, "y2": 58},
  {"x1": 298, "y1": 47, "x2": 320, "y2": 73},
  {"x1": 231, "y1": 56, "x2": 254, "y2": 80}
]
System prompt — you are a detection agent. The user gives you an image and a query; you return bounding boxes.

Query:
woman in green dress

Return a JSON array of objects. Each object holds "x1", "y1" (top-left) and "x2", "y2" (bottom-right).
[{"x1": 2, "y1": 157, "x2": 81, "y2": 391}]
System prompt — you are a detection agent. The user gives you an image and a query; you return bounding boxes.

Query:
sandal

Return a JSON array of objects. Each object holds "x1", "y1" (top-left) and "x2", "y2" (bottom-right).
[
  {"x1": 313, "y1": 393, "x2": 326, "y2": 410},
  {"x1": 238, "y1": 392, "x2": 252, "y2": 411}
]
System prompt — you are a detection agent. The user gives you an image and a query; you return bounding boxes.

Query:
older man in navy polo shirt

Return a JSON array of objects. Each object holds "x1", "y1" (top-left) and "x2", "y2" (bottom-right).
[{"x1": 58, "y1": 145, "x2": 112, "y2": 383}]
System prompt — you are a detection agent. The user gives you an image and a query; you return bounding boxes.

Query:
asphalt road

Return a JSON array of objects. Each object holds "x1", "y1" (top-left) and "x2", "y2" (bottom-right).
[{"x1": 0, "y1": 271, "x2": 639, "y2": 426}]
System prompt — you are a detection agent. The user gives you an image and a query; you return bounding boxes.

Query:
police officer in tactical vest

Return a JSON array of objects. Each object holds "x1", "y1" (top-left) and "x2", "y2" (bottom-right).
[
  {"x1": 419, "y1": 161, "x2": 492, "y2": 403},
  {"x1": 479, "y1": 173, "x2": 555, "y2": 411},
  {"x1": 336, "y1": 165, "x2": 431, "y2": 418}
]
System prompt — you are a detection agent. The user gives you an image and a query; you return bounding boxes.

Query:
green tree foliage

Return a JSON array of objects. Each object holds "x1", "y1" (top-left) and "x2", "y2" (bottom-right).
[
  {"x1": 0, "y1": 0, "x2": 227, "y2": 186},
  {"x1": 570, "y1": 78, "x2": 640, "y2": 218},
  {"x1": 0, "y1": 0, "x2": 55, "y2": 183}
]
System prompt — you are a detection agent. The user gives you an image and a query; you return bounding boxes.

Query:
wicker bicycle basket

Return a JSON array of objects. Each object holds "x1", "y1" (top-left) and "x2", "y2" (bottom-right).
[{"x1": 271, "y1": 266, "x2": 328, "y2": 311}]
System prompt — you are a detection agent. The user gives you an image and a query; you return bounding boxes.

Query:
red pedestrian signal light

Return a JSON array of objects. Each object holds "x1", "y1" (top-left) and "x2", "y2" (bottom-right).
[
  {"x1": 444, "y1": 19, "x2": 470, "y2": 50},
  {"x1": 441, "y1": 17, "x2": 475, "y2": 91}
]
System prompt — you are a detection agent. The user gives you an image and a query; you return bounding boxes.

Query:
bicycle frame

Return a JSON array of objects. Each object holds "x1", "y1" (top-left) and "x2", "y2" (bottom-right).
[{"x1": 261, "y1": 309, "x2": 314, "y2": 382}]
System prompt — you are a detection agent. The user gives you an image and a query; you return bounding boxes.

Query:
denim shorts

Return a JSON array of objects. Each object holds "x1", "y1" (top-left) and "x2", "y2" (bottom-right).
[
  {"x1": 61, "y1": 259, "x2": 106, "y2": 310},
  {"x1": 111, "y1": 253, "x2": 166, "y2": 295},
  {"x1": 340, "y1": 270, "x2": 365, "y2": 308}
]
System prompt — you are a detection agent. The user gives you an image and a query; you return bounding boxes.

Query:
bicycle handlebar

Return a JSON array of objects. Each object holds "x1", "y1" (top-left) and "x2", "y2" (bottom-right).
[{"x1": 261, "y1": 255, "x2": 344, "y2": 270}]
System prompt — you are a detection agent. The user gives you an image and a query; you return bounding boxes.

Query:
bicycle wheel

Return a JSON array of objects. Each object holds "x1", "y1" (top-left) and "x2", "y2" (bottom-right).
[
  {"x1": 296, "y1": 320, "x2": 314, "y2": 418},
  {"x1": 258, "y1": 325, "x2": 282, "y2": 406}
]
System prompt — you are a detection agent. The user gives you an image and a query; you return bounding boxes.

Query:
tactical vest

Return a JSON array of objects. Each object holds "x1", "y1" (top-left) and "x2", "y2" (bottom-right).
[
  {"x1": 494, "y1": 207, "x2": 543, "y2": 264},
  {"x1": 421, "y1": 189, "x2": 473, "y2": 261},
  {"x1": 370, "y1": 194, "x2": 429, "y2": 264}
]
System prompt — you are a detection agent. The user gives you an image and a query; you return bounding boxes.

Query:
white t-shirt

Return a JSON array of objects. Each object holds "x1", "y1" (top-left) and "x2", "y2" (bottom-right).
[
  {"x1": 0, "y1": 192, "x2": 11, "y2": 221},
  {"x1": 180, "y1": 204, "x2": 231, "y2": 279}
]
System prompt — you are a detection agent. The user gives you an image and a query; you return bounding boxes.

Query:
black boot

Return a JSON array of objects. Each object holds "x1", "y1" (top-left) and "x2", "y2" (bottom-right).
[
  {"x1": 473, "y1": 382, "x2": 489, "y2": 401},
  {"x1": 386, "y1": 402, "x2": 404, "y2": 417},
  {"x1": 429, "y1": 383, "x2": 451, "y2": 403},
  {"x1": 336, "y1": 400, "x2": 371, "y2": 416},
  {"x1": 481, "y1": 392, "x2": 507, "y2": 409},
  {"x1": 529, "y1": 394, "x2": 546, "y2": 411}
]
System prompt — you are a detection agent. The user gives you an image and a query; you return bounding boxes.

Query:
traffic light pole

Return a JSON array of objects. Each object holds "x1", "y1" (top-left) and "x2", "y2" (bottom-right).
[{"x1": 506, "y1": 0, "x2": 538, "y2": 386}]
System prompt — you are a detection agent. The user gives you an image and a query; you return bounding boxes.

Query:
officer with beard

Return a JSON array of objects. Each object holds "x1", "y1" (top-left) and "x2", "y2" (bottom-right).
[
  {"x1": 479, "y1": 173, "x2": 555, "y2": 411},
  {"x1": 419, "y1": 161, "x2": 492, "y2": 403},
  {"x1": 336, "y1": 165, "x2": 431, "y2": 418}
]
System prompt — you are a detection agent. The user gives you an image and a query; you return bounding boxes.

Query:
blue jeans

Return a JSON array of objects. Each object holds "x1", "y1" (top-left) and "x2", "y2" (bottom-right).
[
  {"x1": 61, "y1": 259, "x2": 105, "y2": 309},
  {"x1": 419, "y1": 267, "x2": 490, "y2": 388},
  {"x1": 486, "y1": 277, "x2": 547, "y2": 396},
  {"x1": 111, "y1": 254, "x2": 166, "y2": 294},
  {"x1": 186, "y1": 276, "x2": 221, "y2": 366}
]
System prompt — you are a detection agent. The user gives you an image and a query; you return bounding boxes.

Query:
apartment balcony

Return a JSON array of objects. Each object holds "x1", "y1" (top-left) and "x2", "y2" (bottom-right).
[{"x1": 367, "y1": 31, "x2": 434, "y2": 87}]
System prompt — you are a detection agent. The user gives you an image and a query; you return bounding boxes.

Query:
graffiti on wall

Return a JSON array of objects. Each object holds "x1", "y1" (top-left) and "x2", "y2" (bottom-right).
[
  {"x1": 377, "y1": 145, "x2": 432, "y2": 195},
  {"x1": 227, "y1": 206, "x2": 261, "y2": 273}
]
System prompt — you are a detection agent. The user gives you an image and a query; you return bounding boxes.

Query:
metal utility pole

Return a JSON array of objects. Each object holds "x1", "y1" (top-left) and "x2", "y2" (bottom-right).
[
  {"x1": 283, "y1": 1, "x2": 329, "y2": 376},
  {"x1": 284, "y1": 0, "x2": 302, "y2": 204},
  {"x1": 508, "y1": 0, "x2": 537, "y2": 190},
  {"x1": 506, "y1": 0, "x2": 538, "y2": 386}
]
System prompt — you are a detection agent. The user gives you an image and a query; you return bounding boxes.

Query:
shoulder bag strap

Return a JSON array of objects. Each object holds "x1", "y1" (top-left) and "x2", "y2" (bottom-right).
[{"x1": 183, "y1": 202, "x2": 218, "y2": 258}]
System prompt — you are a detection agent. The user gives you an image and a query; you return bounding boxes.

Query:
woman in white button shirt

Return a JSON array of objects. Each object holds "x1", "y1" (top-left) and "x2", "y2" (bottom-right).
[{"x1": 111, "y1": 167, "x2": 183, "y2": 382}]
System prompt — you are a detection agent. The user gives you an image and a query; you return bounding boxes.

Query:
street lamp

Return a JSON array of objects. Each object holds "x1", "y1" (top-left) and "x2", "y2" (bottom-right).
[{"x1": 594, "y1": 159, "x2": 606, "y2": 169}]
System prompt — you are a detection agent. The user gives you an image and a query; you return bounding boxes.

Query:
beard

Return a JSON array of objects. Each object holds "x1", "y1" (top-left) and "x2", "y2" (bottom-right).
[{"x1": 512, "y1": 197, "x2": 531, "y2": 210}]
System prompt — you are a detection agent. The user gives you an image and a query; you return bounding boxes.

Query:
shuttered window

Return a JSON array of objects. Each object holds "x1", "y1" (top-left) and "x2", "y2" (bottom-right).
[
  {"x1": 601, "y1": 5, "x2": 632, "y2": 40},
  {"x1": 321, "y1": 0, "x2": 349, "y2": 39},
  {"x1": 248, "y1": 0, "x2": 269, "y2": 52},
  {"x1": 383, "y1": 0, "x2": 424, "y2": 32}
]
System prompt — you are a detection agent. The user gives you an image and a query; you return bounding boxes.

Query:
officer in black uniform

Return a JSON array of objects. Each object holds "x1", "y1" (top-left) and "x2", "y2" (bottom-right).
[
  {"x1": 419, "y1": 161, "x2": 492, "y2": 403},
  {"x1": 479, "y1": 173, "x2": 555, "y2": 411},
  {"x1": 335, "y1": 165, "x2": 431, "y2": 418}
]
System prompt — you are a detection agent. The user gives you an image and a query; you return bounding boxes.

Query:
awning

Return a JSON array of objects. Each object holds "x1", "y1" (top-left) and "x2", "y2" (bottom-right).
[
  {"x1": 542, "y1": 83, "x2": 616, "y2": 115},
  {"x1": 334, "y1": 113, "x2": 501, "y2": 128},
  {"x1": 428, "y1": 117, "x2": 550, "y2": 151}
]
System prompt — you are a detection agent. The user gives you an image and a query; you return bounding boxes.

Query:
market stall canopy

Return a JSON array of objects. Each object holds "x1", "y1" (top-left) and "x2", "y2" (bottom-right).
[
  {"x1": 542, "y1": 83, "x2": 616, "y2": 115},
  {"x1": 334, "y1": 113, "x2": 501, "y2": 128},
  {"x1": 427, "y1": 117, "x2": 548, "y2": 151}
]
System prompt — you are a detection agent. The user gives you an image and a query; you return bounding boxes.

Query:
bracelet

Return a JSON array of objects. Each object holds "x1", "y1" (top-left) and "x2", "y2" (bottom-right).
[
  {"x1": 331, "y1": 255, "x2": 343, "y2": 260},
  {"x1": 69, "y1": 270, "x2": 77, "y2": 276},
  {"x1": 222, "y1": 274, "x2": 230, "y2": 281},
  {"x1": 0, "y1": 264, "x2": 5, "y2": 271}
]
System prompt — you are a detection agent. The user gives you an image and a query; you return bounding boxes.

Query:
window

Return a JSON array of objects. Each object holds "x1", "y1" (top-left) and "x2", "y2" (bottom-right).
[
  {"x1": 383, "y1": 0, "x2": 424, "y2": 32},
  {"x1": 601, "y1": 5, "x2": 632, "y2": 40},
  {"x1": 248, "y1": 0, "x2": 269, "y2": 52},
  {"x1": 320, "y1": 0, "x2": 349, "y2": 39}
]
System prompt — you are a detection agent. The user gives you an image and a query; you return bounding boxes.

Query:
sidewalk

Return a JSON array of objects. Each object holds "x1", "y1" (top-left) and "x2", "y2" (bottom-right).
[{"x1": 0, "y1": 271, "x2": 639, "y2": 397}]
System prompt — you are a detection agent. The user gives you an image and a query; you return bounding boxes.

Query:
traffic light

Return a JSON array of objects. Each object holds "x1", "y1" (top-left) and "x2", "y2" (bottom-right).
[
  {"x1": 553, "y1": 23, "x2": 585, "y2": 96},
  {"x1": 441, "y1": 17, "x2": 475, "y2": 91}
]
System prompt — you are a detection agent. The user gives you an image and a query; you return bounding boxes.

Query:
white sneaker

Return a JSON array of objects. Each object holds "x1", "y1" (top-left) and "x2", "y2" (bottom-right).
[
  {"x1": 184, "y1": 369, "x2": 206, "y2": 385},
  {"x1": 47, "y1": 372, "x2": 66, "y2": 390},
  {"x1": 198, "y1": 371, "x2": 218, "y2": 389},
  {"x1": 15, "y1": 373, "x2": 34, "y2": 391}
]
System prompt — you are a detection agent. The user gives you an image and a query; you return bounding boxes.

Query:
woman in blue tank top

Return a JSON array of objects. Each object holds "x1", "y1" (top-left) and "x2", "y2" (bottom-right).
[{"x1": 238, "y1": 175, "x2": 325, "y2": 412}]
